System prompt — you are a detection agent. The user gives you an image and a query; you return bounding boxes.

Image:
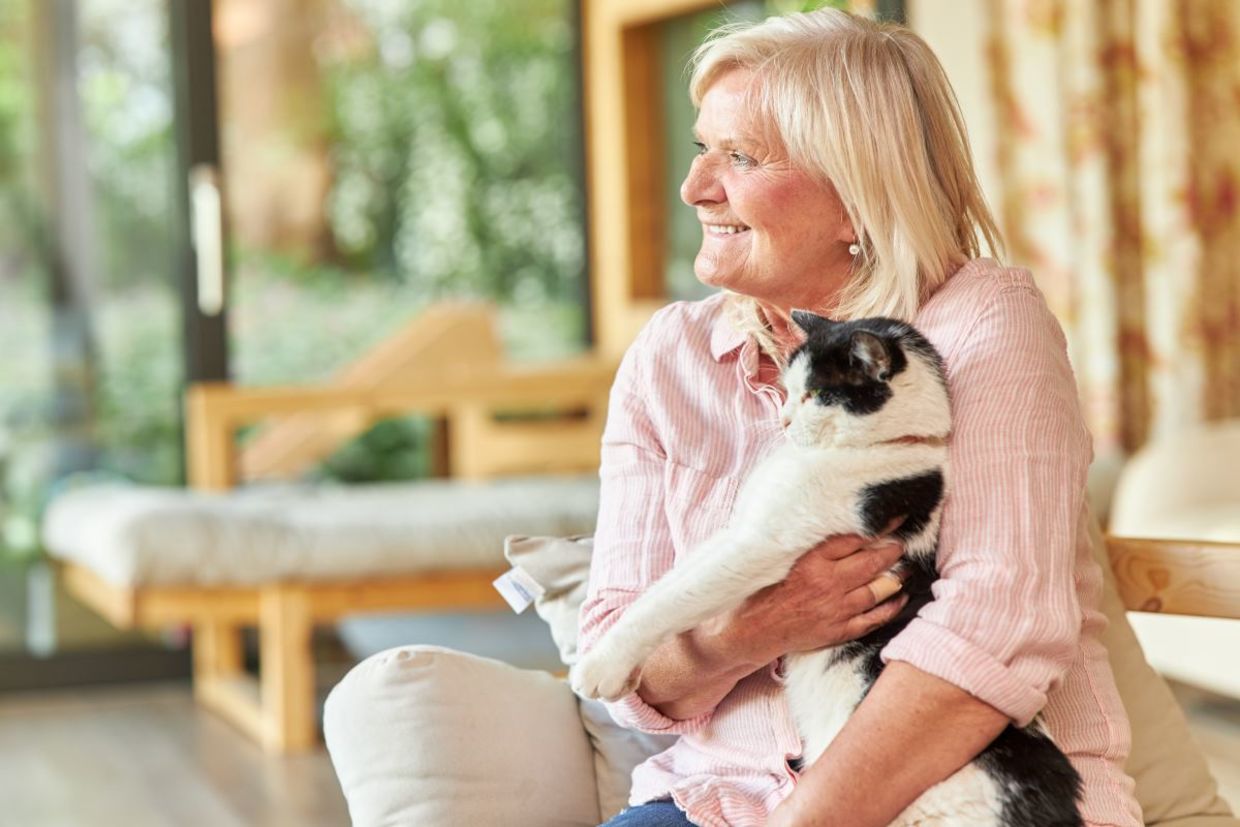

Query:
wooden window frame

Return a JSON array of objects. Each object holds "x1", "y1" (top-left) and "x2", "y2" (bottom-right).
[{"x1": 581, "y1": 0, "x2": 721, "y2": 358}]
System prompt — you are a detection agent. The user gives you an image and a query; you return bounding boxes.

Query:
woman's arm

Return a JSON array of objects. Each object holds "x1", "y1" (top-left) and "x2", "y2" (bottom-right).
[
  {"x1": 879, "y1": 279, "x2": 1092, "y2": 724},
  {"x1": 579, "y1": 310, "x2": 732, "y2": 734},
  {"x1": 769, "y1": 662, "x2": 1008, "y2": 827},
  {"x1": 638, "y1": 535, "x2": 910, "y2": 720}
]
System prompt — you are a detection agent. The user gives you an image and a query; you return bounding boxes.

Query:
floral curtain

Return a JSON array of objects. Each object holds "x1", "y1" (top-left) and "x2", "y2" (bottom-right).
[{"x1": 978, "y1": 0, "x2": 1240, "y2": 469}]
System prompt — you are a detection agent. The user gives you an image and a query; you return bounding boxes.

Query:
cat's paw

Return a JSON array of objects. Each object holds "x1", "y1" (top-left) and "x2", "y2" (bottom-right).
[{"x1": 571, "y1": 647, "x2": 643, "y2": 702}]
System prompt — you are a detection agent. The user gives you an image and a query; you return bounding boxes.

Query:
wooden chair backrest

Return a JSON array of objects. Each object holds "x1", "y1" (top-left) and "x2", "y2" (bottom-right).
[
  {"x1": 185, "y1": 303, "x2": 616, "y2": 490},
  {"x1": 1106, "y1": 535, "x2": 1240, "y2": 621}
]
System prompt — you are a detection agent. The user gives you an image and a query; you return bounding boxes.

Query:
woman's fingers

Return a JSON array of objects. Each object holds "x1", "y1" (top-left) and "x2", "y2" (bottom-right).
[
  {"x1": 831, "y1": 539, "x2": 905, "y2": 587},
  {"x1": 810, "y1": 532, "x2": 875, "y2": 560},
  {"x1": 846, "y1": 592, "x2": 909, "y2": 637},
  {"x1": 865, "y1": 569, "x2": 905, "y2": 604},
  {"x1": 808, "y1": 515, "x2": 904, "y2": 563}
]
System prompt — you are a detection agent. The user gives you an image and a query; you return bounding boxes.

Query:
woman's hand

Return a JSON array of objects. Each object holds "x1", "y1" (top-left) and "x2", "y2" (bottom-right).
[
  {"x1": 706, "y1": 533, "x2": 908, "y2": 668},
  {"x1": 636, "y1": 532, "x2": 907, "y2": 722}
]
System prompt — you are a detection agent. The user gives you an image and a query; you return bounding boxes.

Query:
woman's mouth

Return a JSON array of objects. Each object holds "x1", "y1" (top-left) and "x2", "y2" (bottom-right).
[{"x1": 705, "y1": 223, "x2": 751, "y2": 236}]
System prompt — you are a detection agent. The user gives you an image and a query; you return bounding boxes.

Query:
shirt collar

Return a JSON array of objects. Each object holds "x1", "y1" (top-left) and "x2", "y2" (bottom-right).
[{"x1": 710, "y1": 310, "x2": 747, "y2": 361}]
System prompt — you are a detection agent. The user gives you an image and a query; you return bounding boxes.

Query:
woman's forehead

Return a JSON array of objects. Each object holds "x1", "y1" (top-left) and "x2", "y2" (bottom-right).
[{"x1": 694, "y1": 69, "x2": 779, "y2": 151}]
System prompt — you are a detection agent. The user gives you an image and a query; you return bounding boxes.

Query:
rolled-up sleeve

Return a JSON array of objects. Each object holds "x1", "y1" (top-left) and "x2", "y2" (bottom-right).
[
  {"x1": 577, "y1": 322, "x2": 713, "y2": 735},
  {"x1": 881, "y1": 283, "x2": 1093, "y2": 727}
]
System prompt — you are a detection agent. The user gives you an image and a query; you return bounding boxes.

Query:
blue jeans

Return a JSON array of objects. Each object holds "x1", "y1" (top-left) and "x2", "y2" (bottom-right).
[{"x1": 600, "y1": 798, "x2": 695, "y2": 826}]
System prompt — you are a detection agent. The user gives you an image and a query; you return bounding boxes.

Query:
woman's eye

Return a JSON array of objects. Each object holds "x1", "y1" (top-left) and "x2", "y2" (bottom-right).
[
  {"x1": 693, "y1": 141, "x2": 707, "y2": 156},
  {"x1": 730, "y1": 151, "x2": 755, "y2": 168}
]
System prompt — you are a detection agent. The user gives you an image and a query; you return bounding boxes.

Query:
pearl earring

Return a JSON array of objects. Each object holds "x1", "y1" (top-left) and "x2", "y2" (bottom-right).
[{"x1": 848, "y1": 242, "x2": 861, "y2": 256}]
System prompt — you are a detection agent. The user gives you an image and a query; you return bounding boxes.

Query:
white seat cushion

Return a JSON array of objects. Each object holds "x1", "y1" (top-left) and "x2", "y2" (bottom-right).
[
  {"x1": 42, "y1": 476, "x2": 599, "y2": 587},
  {"x1": 324, "y1": 645, "x2": 602, "y2": 827}
]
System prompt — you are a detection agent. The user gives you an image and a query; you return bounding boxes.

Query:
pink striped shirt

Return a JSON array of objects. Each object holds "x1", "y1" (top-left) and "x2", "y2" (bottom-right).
[{"x1": 579, "y1": 260, "x2": 1142, "y2": 827}]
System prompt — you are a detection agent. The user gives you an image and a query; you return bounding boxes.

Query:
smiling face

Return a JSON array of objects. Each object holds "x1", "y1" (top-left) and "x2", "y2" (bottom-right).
[{"x1": 680, "y1": 68, "x2": 857, "y2": 314}]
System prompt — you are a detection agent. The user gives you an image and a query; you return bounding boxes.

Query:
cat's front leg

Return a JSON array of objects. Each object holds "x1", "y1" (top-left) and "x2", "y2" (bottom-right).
[
  {"x1": 571, "y1": 628, "x2": 649, "y2": 702},
  {"x1": 571, "y1": 544, "x2": 725, "y2": 701},
  {"x1": 573, "y1": 526, "x2": 801, "y2": 701}
]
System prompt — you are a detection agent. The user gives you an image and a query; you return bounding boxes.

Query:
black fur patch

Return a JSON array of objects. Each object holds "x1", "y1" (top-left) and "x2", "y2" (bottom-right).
[
  {"x1": 976, "y1": 726, "x2": 1084, "y2": 827},
  {"x1": 858, "y1": 471, "x2": 945, "y2": 540}
]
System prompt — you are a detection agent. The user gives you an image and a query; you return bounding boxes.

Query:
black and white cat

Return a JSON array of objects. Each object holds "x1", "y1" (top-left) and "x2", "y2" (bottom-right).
[{"x1": 572, "y1": 310, "x2": 1083, "y2": 827}]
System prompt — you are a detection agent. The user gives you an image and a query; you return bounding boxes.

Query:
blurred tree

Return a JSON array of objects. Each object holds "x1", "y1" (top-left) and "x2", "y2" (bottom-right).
[
  {"x1": 216, "y1": 0, "x2": 335, "y2": 259},
  {"x1": 319, "y1": 0, "x2": 583, "y2": 307}
]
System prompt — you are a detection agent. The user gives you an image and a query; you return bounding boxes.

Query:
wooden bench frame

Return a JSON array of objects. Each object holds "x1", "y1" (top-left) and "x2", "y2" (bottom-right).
[
  {"x1": 61, "y1": 355, "x2": 617, "y2": 753},
  {"x1": 61, "y1": 513, "x2": 1239, "y2": 753}
]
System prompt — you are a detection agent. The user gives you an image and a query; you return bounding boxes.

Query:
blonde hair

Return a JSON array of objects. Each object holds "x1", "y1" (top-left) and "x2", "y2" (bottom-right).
[{"x1": 689, "y1": 8, "x2": 1003, "y2": 348}]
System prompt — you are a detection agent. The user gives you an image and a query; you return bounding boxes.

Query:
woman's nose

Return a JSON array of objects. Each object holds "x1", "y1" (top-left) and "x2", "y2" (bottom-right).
[{"x1": 680, "y1": 155, "x2": 723, "y2": 207}]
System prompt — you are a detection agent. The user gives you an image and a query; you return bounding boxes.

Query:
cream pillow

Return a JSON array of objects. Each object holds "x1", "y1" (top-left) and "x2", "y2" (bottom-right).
[
  {"x1": 324, "y1": 645, "x2": 601, "y2": 827},
  {"x1": 504, "y1": 535, "x2": 678, "y2": 820},
  {"x1": 508, "y1": 530, "x2": 1238, "y2": 826}
]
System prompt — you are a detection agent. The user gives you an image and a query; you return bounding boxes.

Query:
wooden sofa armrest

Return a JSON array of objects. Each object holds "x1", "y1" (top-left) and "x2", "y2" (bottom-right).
[
  {"x1": 1106, "y1": 535, "x2": 1240, "y2": 620},
  {"x1": 185, "y1": 356, "x2": 618, "y2": 490}
]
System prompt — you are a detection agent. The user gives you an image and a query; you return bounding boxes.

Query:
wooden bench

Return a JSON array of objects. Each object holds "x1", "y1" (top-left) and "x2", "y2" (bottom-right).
[{"x1": 46, "y1": 305, "x2": 617, "y2": 753}]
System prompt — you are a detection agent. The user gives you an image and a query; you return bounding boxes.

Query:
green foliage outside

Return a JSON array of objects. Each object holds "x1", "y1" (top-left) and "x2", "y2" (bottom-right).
[{"x1": 323, "y1": 0, "x2": 583, "y2": 308}]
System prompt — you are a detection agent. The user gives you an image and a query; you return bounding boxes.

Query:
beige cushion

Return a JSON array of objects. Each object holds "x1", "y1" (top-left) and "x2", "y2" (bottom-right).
[
  {"x1": 40, "y1": 476, "x2": 598, "y2": 587},
  {"x1": 503, "y1": 535, "x2": 678, "y2": 820},
  {"x1": 509, "y1": 527, "x2": 1236, "y2": 826},
  {"x1": 324, "y1": 645, "x2": 601, "y2": 827},
  {"x1": 504, "y1": 534, "x2": 596, "y2": 665}
]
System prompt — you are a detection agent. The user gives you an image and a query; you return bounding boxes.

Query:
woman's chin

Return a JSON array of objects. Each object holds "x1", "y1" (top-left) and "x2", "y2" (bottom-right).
[{"x1": 693, "y1": 258, "x2": 736, "y2": 291}]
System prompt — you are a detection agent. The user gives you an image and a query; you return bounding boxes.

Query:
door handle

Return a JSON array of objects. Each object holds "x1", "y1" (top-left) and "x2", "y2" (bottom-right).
[{"x1": 189, "y1": 164, "x2": 225, "y2": 316}]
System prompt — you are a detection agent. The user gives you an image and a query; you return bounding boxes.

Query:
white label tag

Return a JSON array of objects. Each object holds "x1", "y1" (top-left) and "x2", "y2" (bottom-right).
[{"x1": 492, "y1": 566, "x2": 546, "y2": 614}]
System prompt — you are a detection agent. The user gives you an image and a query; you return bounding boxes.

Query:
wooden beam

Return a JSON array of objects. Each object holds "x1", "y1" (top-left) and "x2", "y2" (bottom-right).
[
  {"x1": 583, "y1": 0, "x2": 722, "y2": 356},
  {"x1": 60, "y1": 564, "x2": 138, "y2": 629},
  {"x1": 62, "y1": 562, "x2": 510, "y2": 630},
  {"x1": 238, "y1": 302, "x2": 504, "y2": 481},
  {"x1": 193, "y1": 619, "x2": 245, "y2": 688},
  {"x1": 599, "y1": 0, "x2": 721, "y2": 29},
  {"x1": 306, "y1": 569, "x2": 509, "y2": 621},
  {"x1": 196, "y1": 675, "x2": 266, "y2": 745},
  {"x1": 260, "y1": 585, "x2": 317, "y2": 752},
  {"x1": 1106, "y1": 535, "x2": 1240, "y2": 620},
  {"x1": 187, "y1": 357, "x2": 615, "y2": 428},
  {"x1": 621, "y1": 23, "x2": 666, "y2": 302}
]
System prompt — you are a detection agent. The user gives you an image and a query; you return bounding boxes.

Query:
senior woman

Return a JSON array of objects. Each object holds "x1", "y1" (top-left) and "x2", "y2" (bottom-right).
[{"x1": 577, "y1": 8, "x2": 1141, "y2": 827}]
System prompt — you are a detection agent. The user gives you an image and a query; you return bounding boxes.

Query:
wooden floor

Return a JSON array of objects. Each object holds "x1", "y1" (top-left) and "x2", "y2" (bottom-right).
[
  {"x1": 0, "y1": 679, "x2": 1237, "y2": 826},
  {"x1": 0, "y1": 681, "x2": 349, "y2": 827}
]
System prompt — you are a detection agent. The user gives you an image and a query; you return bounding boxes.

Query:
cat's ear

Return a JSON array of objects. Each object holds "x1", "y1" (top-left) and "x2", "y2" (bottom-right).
[
  {"x1": 790, "y1": 309, "x2": 831, "y2": 336},
  {"x1": 849, "y1": 330, "x2": 892, "y2": 382}
]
